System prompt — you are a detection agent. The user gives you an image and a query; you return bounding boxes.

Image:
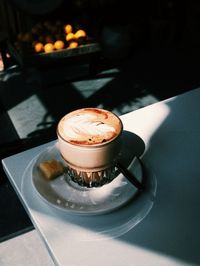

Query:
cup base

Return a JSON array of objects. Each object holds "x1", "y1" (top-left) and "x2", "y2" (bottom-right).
[{"x1": 66, "y1": 165, "x2": 119, "y2": 188}]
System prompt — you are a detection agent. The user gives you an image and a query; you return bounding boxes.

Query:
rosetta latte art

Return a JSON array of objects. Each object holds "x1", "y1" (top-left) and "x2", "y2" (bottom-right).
[
  {"x1": 63, "y1": 113, "x2": 116, "y2": 144},
  {"x1": 58, "y1": 108, "x2": 122, "y2": 145}
]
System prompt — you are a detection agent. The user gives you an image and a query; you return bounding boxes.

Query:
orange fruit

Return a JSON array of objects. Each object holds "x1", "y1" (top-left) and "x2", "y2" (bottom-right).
[
  {"x1": 44, "y1": 43, "x2": 54, "y2": 53},
  {"x1": 66, "y1": 33, "x2": 75, "y2": 42},
  {"x1": 64, "y1": 24, "x2": 73, "y2": 34},
  {"x1": 68, "y1": 41, "x2": 78, "y2": 48},
  {"x1": 74, "y1": 29, "x2": 86, "y2": 39},
  {"x1": 54, "y1": 40, "x2": 65, "y2": 50},
  {"x1": 34, "y1": 42, "x2": 44, "y2": 53}
]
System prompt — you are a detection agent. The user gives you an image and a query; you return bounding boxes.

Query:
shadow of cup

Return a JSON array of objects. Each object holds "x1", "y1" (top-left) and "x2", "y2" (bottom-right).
[{"x1": 119, "y1": 130, "x2": 145, "y2": 167}]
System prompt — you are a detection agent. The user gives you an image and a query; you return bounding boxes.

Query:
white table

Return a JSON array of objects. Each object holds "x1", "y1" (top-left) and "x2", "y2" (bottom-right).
[{"x1": 2, "y1": 88, "x2": 200, "y2": 266}]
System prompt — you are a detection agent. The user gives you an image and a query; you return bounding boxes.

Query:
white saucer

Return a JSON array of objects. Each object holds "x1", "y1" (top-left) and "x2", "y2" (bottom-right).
[
  {"x1": 21, "y1": 137, "x2": 157, "y2": 240},
  {"x1": 31, "y1": 143, "x2": 142, "y2": 215}
]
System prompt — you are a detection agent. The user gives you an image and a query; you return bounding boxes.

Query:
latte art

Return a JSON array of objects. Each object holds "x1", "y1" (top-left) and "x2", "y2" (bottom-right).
[
  {"x1": 58, "y1": 108, "x2": 122, "y2": 145},
  {"x1": 64, "y1": 113, "x2": 116, "y2": 139}
]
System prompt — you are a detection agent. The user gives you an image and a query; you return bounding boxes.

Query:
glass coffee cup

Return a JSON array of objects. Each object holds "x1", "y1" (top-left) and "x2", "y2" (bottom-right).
[{"x1": 56, "y1": 108, "x2": 123, "y2": 188}]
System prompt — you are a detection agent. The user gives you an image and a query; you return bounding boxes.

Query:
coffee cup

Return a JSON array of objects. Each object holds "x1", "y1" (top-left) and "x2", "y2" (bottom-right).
[{"x1": 56, "y1": 108, "x2": 123, "y2": 187}]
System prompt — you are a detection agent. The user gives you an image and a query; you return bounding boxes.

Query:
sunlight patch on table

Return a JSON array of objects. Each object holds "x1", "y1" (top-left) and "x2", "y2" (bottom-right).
[
  {"x1": 121, "y1": 101, "x2": 170, "y2": 145},
  {"x1": 8, "y1": 94, "x2": 54, "y2": 139},
  {"x1": 72, "y1": 68, "x2": 119, "y2": 98}
]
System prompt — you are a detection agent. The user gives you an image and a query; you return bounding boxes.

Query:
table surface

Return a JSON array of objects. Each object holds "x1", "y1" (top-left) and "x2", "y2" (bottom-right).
[{"x1": 2, "y1": 87, "x2": 200, "y2": 266}]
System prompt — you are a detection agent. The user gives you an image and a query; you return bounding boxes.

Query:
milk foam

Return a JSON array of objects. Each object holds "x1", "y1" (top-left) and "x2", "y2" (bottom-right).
[
  {"x1": 58, "y1": 109, "x2": 121, "y2": 145},
  {"x1": 64, "y1": 113, "x2": 115, "y2": 138}
]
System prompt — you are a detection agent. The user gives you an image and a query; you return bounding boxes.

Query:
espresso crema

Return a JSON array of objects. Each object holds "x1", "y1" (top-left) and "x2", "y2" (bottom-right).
[{"x1": 57, "y1": 108, "x2": 122, "y2": 145}]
